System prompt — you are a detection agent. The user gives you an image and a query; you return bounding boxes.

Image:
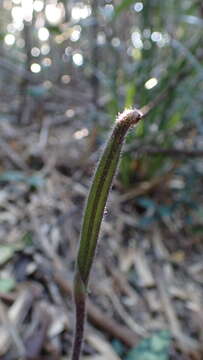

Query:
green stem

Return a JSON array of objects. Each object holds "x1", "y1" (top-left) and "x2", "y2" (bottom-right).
[
  {"x1": 71, "y1": 271, "x2": 86, "y2": 360},
  {"x1": 71, "y1": 108, "x2": 143, "y2": 360}
]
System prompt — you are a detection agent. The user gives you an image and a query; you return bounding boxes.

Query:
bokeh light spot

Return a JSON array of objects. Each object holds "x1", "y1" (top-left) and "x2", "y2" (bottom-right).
[
  {"x1": 134, "y1": 2, "x2": 143, "y2": 12},
  {"x1": 72, "y1": 53, "x2": 83, "y2": 66},
  {"x1": 45, "y1": 4, "x2": 64, "y2": 25},
  {"x1": 62, "y1": 75, "x2": 71, "y2": 84},
  {"x1": 70, "y1": 26, "x2": 81, "y2": 42},
  {"x1": 33, "y1": 0, "x2": 44, "y2": 12},
  {"x1": 65, "y1": 109, "x2": 75, "y2": 118},
  {"x1": 41, "y1": 44, "x2": 50, "y2": 55},
  {"x1": 38, "y1": 27, "x2": 49, "y2": 41},
  {"x1": 31, "y1": 63, "x2": 41, "y2": 73},
  {"x1": 74, "y1": 128, "x2": 89, "y2": 140},
  {"x1": 4, "y1": 34, "x2": 15, "y2": 45},
  {"x1": 42, "y1": 57, "x2": 52, "y2": 67},
  {"x1": 145, "y1": 78, "x2": 158, "y2": 90},
  {"x1": 71, "y1": 4, "x2": 91, "y2": 21},
  {"x1": 31, "y1": 47, "x2": 40, "y2": 57}
]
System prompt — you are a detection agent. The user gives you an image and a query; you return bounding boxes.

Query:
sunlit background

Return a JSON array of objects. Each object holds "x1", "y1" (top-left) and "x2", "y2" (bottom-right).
[
  {"x1": 1, "y1": 0, "x2": 203, "y2": 186},
  {"x1": 1, "y1": 0, "x2": 203, "y2": 171},
  {"x1": 2, "y1": 0, "x2": 173, "y2": 85},
  {"x1": 2, "y1": 0, "x2": 202, "y2": 108}
]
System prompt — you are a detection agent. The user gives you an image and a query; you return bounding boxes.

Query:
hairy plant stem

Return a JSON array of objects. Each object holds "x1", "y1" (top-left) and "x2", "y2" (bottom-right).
[{"x1": 71, "y1": 108, "x2": 143, "y2": 360}]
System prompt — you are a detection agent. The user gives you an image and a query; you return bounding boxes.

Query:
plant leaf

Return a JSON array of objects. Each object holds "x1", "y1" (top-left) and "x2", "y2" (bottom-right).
[
  {"x1": 125, "y1": 82, "x2": 137, "y2": 108},
  {"x1": 0, "y1": 245, "x2": 15, "y2": 265},
  {"x1": 0, "y1": 171, "x2": 44, "y2": 188},
  {"x1": 0, "y1": 278, "x2": 16, "y2": 293},
  {"x1": 126, "y1": 331, "x2": 171, "y2": 360},
  {"x1": 114, "y1": 0, "x2": 136, "y2": 18}
]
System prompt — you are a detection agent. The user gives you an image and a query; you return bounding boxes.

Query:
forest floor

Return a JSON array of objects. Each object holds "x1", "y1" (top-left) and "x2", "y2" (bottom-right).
[{"x1": 0, "y1": 96, "x2": 203, "y2": 360}]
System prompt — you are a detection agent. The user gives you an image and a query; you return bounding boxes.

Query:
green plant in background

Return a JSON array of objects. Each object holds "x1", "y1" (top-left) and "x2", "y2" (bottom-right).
[
  {"x1": 71, "y1": 108, "x2": 143, "y2": 360},
  {"x1": 126, "y1": 330, "x2": 171, "y2": 360}
]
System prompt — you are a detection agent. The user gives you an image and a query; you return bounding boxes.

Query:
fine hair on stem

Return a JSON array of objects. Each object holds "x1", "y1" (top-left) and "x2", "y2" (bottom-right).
[{"x1": 71, "y1": 108, "x2": 143, "y2": 360}]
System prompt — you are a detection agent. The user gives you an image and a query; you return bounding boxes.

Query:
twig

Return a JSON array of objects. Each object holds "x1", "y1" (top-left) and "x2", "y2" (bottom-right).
[
  {"x1": 108, "y1": 291, "x2": 147, "y2": 336},
  {"x1": 126, "y1": 145, "x2": 203, "y2": 158},
  {"x1": 0, "y1": 300, "x2": 25, "y2": 358},
  {"x1": 0, "y1": 138, "x2": 28, "y2": 170},
  {"x1": 155, "y1": 267, "x2": 200, "y2": 352},
  {"x1": 53, "y1": 259, "x2": 139, "y2": 348},
  {"x1": 0, "y1": 54, "x2": 34, "y2": 82},
  {"x1": 118, "y1": 168, "x2": 176, "y2": 203}
]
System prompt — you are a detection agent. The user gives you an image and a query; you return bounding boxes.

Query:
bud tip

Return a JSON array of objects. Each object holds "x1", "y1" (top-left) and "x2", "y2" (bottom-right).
[{"x1": 116, "y1": 108, "x2": 143, "y2": 126}]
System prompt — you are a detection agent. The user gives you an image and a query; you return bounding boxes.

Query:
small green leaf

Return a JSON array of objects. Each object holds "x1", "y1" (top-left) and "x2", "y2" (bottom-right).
[
  {"x1": 0, "y1": 278, "x2": 16, "y2": 293},
  {"x1": 112, "y1": 339, "x2": 125, "y2": 356},
  {"x1": 47, "y1": 25, "x2": 61, "y2": 34},
  {"x1": 139, "y1": 215, "x2": 155, "y2": 227},
  {"x1": 165, "y1": 112, "x2": 181, "y2": 130},
  {"x1": 126, "y1": 331, "x2": 171, "y2": 360},
  {"x1": 0, "y1": 171, "x2": 25, "y2": 182},
  {"x1": 0, "y1": 171, "x2": 44, "y2": 188},
  {"x1": 193, "y1": 206, "x2": 203, "y2": 222},
  {"x1": 27, "y1": 85, "x2": 48, "y2": 98},
  {"x1": 135, "y1": 120, "x2": 144, "y2": 136},
  {"x1": 137, "y1": 198, "x2": 156, "y2": 209},
  {"x1": 26, "y1": 175, "x2": 44, "y2": 187},
  {"x1": 191, "y1": 225, "x2": 203, "y2": 234},
  {"x1": 0, "y1": 242, "x2": 26, "y2": 265},
  {"x1": 157, "y1": 206, "x2": 172, "y2": 218},
  {"x1": 0, "y1": 245, "x2": 15, "y2": 265},
  {"x1": 125, "y1": 82, "x2": 137, "y2": 108},
  {"x1": 114, "y1": 0, "x2": 136, "y2": 18},
  {"x1": 21, "y1": 232, "x2": 33, "y2": 246}
]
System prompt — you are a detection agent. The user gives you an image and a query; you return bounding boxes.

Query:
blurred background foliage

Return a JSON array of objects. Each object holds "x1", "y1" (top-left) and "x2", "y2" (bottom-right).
[{"x1": 1, "y1": 0, "x2": 202, "y2": 230}]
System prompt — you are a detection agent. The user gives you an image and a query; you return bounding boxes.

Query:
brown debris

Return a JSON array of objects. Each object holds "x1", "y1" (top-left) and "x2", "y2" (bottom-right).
[{"x1": 0, "y1": 108, "x2": 203, "y2": 360}]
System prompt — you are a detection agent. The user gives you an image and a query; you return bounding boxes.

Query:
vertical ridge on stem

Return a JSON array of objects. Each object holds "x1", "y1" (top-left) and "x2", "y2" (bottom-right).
[{"x1": 71, "y1": 108, "x2": 143, "y2": 360}]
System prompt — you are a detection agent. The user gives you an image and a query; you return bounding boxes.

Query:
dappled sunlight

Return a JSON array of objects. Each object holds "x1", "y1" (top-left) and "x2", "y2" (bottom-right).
[
  {"x1": 38, "y1": 27, "x2": 49, "y2": 41},
  {"x1": 71, "y1": 3, "x2": 91, "y2": 21},
  {"x1": 40, "y1": 43, "x2": 50, "y2": 55},
  {"x1": 131, "y1": 31, "x2": 143, "y2": 49},
  {"x1": 134, "y1": 2, "x2": 143, "y2": 12},
  {"x1": 4, "y1": 33, "x2": 15, "y2": 45},
  {"x1": 33, "y1": 0, "x2": 44, "y2": 12},
  {"x1": 74, "y1": 128, "x2": 89, "y2": 140},
  {"x1": 65, "y1": 108, "x2": 75, "y2": 117},
  {"x1": 30, "y1": 62, "x2": 41, "y2": 73},
  {"x1": 42, "y1": 57, "x2": 52, "y2": 67},
  {"x1": 70, "y1": 26, "x2": 82, "y2": 42},
  {"x1": 61, "y1": 75, "x2": 71, "y2": 84},
  {"x1": 72, "y1": 53, "x2": 83, "y2": 66},
  {"x1": 31, "y1": 46, "x2": 40, "y2": 57},
  {"x1": 145, "y1": 78, "x2": 158, "y2": 90},
  {"x1": 21, "y1": 0, "x2": 33, "y2": 21},
  {"x1": 45, "y1": 3, "x2": 64, "y2": 25}
]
